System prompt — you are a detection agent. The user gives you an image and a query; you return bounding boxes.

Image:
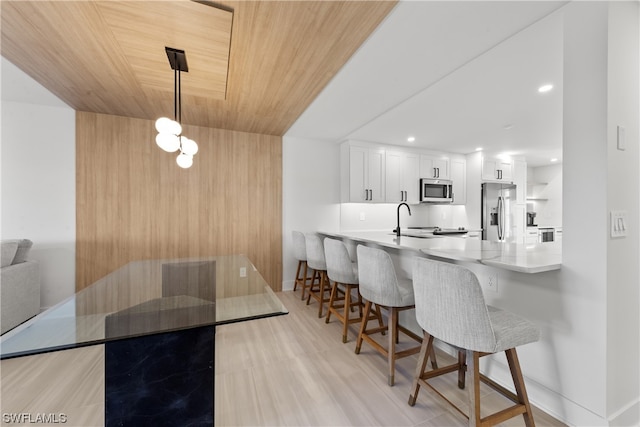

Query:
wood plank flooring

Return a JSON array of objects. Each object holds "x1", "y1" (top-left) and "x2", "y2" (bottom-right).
[
  {"x1": 215, "y1": 290, "x2": 566, "y2": 427},
  {"x1": 0, "y1": 290, "x2": 566, "y2": 426}
]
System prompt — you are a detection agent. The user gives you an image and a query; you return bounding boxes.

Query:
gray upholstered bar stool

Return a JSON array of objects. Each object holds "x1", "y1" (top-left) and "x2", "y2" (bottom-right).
[
  {"x1": 409, "y1": 257, "x2": 540, "y2": 427},
  {"x1": 355, "y1": 245, "x2": 427, "y2": 386},
  {"x1": 324, "y1": 238, "x2": 381, "y2": 343},
  {"x1": 291, "y1": 231, "x2": 316, "y2": 300},
  {"x1": 304, "y1": 233, "x2": 332, "y2": 318}
]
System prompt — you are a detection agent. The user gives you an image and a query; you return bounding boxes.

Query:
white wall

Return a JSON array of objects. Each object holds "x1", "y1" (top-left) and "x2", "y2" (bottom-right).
[
  {"x1": 528, "y1": 163, "x2": 562, "y2": 227},
  {"x1": 560, "y1": 2, "x2": 609, "y2": 422},
  {"x1": 606, "y1": 2, "x2": 640, "y2": 425},
  {"x1": 1, "y1": 61, "x2": 76, "y2": 309},
  {"x1": 282, "y1": 136, "x2": 341, "y2": 290}
]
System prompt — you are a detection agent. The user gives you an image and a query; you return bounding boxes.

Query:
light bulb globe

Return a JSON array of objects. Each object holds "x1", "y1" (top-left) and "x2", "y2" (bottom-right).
[
  {"x1": 156, "y1": 133, "x2": 180, "y2": 152},
  {"x1": 155, "y1": 117, "x2": 173, "y2": 134},
  {"x1": 176, "y1": 153, "x2": 194, "y2": 169},
  {"x1": 181, "y1": 137, "x2": 199, "y2": 156}
]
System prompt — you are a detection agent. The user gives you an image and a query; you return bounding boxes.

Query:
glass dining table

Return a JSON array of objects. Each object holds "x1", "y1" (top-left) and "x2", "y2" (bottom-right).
[{"x1": 0, "y1": 254, "x2": 288, "y2": 426}]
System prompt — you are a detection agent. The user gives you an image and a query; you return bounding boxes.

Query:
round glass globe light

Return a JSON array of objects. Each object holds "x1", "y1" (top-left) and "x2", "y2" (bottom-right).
[
  {"x1": 176, "y1": 153, "x2": 194, "y2": 169},
  {"x1": 180, "y1": 136, "x2": 199, "y2": 156},
  {"x1": 156, "y1": 133, "x2": 181, "y2": 152},
  {"x1": 155, "y1": 117, "x2": 182, "y2": 136}
]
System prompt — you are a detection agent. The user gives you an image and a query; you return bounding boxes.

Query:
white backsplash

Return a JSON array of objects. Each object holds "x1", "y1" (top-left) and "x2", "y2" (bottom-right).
[{"x1": 340, "y1": 203, "x2": 471, "y2": 231}]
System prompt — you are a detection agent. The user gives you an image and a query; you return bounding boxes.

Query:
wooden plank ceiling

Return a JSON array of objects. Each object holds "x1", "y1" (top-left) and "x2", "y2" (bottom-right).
[{"x1": 1, "y1": 0, "x2": 397, "y2": 136}]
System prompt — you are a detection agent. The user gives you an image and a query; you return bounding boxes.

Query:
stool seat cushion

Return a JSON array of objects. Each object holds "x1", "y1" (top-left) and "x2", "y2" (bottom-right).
[{"x1": 488, "y1": 306, "x2": 540, "y2": 353}]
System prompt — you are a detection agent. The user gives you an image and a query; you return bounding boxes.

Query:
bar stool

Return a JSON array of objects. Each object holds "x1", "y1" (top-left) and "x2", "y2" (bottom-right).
[
  {"x1": 355, "y1": 245, "x2": 429, "y2": 386},
  {"x1": 409, "y1": 257, "x2": 540, "y2": 427},
  {"x1": 304, "y1": 233, "x2": 332, "y2": 318},
  {"x1": 324, "y1": 238, "x2": 381, "y2": 343},
  {"x1": 291, "y1": 231, "x2": 316, "y2": 300}
]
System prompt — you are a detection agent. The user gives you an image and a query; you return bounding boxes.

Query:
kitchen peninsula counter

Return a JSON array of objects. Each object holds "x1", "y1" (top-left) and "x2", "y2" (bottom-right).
[{"x1": 319, "y1": 230, "x2": 561, "y2": 274}]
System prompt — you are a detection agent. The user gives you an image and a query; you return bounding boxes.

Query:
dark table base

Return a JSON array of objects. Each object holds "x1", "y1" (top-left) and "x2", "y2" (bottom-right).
[{"x1": 105, "y1": 325, "x2": 215, "y2": 427}]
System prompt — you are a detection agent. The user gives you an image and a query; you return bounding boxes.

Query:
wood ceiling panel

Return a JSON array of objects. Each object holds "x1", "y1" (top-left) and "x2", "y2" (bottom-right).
[
  {"x1": 1, "y1": 0, "x2": 397, "y2": 136},
  {"x1": 96, "y1": 1, "x2": 232, "y2": 99}
]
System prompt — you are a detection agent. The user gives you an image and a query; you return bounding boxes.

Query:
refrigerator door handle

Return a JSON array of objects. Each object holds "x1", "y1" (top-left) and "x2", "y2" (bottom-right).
[{"x1": 497, "y1": 196, "x2": 504, "y2": 240}]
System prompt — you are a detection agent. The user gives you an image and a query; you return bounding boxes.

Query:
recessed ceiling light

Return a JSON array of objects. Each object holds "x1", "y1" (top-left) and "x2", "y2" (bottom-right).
[
  {"x1": 475, "y1": 147, "x2": 483, "y2": 151},
  {"x1": 407, "y1": 136, "x2": 416, "y2": 142},
  {"x1": 538, "y1": 84, "x2": 554, "y2": 93},
  {"x1": 550, "y1": 158, "x2": 558, "y2": 162}
]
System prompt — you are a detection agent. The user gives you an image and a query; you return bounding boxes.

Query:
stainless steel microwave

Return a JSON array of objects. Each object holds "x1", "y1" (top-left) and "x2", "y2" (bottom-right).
[{"x1": 419, "y1": 178, "x2": 453, "y2": 203}]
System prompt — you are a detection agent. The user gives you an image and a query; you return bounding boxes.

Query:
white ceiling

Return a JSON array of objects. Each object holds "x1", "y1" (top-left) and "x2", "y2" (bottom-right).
[
  {"x1": 1, "y1": 57, "x2": 69, "y2": 108},
  {"x1": 286, "y1": 0, "x2": 568, "y2": 167}
]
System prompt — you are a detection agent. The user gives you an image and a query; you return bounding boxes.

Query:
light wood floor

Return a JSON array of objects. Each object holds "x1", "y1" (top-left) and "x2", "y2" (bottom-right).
[
  {"x1": 0, "y1": 290, "x2": 567, "y2": 427},
  {"x1": 215, "y1": 290, "x2": 566, "y2": 427}
]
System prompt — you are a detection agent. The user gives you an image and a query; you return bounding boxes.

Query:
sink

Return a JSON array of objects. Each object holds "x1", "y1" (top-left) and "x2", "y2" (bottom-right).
[{"x1": 388, "y1": 233, "x2": 443, "y2": 239}]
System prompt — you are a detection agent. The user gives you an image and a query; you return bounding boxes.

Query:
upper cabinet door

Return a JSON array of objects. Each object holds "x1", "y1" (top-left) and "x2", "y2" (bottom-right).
[
  {"x1": 481, "y1": 156, "x2": 512, "y2": 182},
  {"x1": 349, "y1": 146, "x2": 368, "y2": 202},
  {"x1": 386, "y1": 151, "x2": 420, "y2": 203},
  {"x1": 420, "y1": 155, "x2": 450, "y2": 179},
  {"x1": 346, "y1": 145, "x2": 385, "y2": 202},
  {"x1": 450, "y1": 158, "x2": 466, "y2": 205},
  {"x1": 367, "y1": 149, "x2": 385, "y2": 202},
  {"x1": 403, "y1": 152, "x2": 420, "y2": 204},
  {"x1": 385, "y1": 151, "x2": 404, "y2": 203}
]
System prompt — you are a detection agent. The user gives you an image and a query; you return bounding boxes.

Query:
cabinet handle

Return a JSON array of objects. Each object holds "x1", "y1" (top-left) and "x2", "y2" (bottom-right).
[
  {"x1": 437, "y1": 168, "x2": 440, "y2": 178},
  {"x1": 433, "y1": 168, "x2": 436, "y2": 178},
  {"x1": 404, "y1": 191, "x2": 407, "y2": 201},
  {"x1": 368, "y1": 189, "x2": 372, "y2": 200},
  {"x1": 365, "y1": 189, "x2": 369, "y2": 201}
]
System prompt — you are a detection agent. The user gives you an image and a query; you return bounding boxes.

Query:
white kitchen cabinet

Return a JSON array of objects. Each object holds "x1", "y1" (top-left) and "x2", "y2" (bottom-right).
[
  {"x1": 481, "y1": 156, "x2": 513, "y2": 182},
  {"x1": 420, "y1": 155, "x2": 449, "y2": 180},
  {"x1": 343, "y1": 144, "x2": 385, "y2": 202},
  {"x1": 449, "y1": 158, "x2": 466, "y2": 205},
  {"x1": 554, "y1": 227, "x2": 563, "y2": 242},
  {"x1": 513, "y1": 159, "x2": 527, "y2": 204},
  {"x1": 525, "y1": 227, "x2": 539, "y2": 244},
  {"x1": 385, "y1": 150, "x2": 420, "y2": 203}
]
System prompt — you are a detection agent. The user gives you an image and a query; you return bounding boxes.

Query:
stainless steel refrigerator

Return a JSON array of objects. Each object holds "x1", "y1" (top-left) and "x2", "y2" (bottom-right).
[{"x1": 481, "y1": 182, "x2": 517, "y2": 242}]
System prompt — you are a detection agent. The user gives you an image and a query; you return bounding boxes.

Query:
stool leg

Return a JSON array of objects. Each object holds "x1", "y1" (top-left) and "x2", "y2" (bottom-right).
[
  {"x1": 408, "y1": 332, "x2": 434, "y2": 406},
  {"x1": 355, "y1": 300, "x2": 372, "y2": 354},
  {"x1": 341, "y1": 284, "x2": 351, "y2": 343},
  {"x1": 375, "y1": 304, "x2": 385, "y2": 335},
  {"x1": 325, "y1": 280, "x2": 338, "y2": 323},
  {"x1": 294, "y1": 260, "x2": 302, "y2": 292},
  {"x1": 318, "y1": 271, "x2": 328, "y2": 318},
  {"x1": 300, "y1": 261, "x2": 309, "y2": 300},
  {"x1": 467, "y1": 350, "x2": 482, "y2": 427},
  {"x1": 505, "y1": 348, "x2": 535, "y2": 427},
  {"x1": 306, "y1": 269, "x2": 318, "y2": 306},
  {"x1": 458, "y1": 350, "x2": 466, "y2": 389},
  {"x1": 388, "y1": 307, "x2": 398, "y2": 386}
]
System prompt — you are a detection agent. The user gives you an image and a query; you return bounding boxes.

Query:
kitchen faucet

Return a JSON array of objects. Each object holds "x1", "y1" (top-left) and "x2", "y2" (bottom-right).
[{"x1": 394, "y1": 203, "x2": 411, "y2": 237}]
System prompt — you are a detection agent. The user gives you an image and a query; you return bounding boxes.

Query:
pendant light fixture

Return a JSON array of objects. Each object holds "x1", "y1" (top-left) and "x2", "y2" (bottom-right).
[{"x1": 155, "y1": 47, "x2": 198, "y2": 168}]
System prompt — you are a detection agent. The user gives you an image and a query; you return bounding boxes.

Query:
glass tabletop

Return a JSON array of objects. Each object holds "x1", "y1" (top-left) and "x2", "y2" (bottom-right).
[{"x1": 0, "y1": 255, "x2": 287, "y2": 359}]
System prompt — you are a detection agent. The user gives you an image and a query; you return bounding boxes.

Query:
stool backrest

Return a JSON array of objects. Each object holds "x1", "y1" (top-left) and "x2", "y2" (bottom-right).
[
  {"x1": 356, "y1": 245, "x2": 404, "y2": 306},
  {"x1": 305, "y1": 233, "x2": 327, "y2": 271},
  {"x1": 412, "y1": 257, "x2": 495, "y2": 352},
  {"x1": 292, "y1": 231, "x2": 307, "y2": 261},
  {"x1": 324, "y1": 238, "x2": 357, "y2": 285}
]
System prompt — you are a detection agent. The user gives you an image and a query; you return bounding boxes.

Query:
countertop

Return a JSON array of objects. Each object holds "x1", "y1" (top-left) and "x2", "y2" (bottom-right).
[{"x1": 319, "y1": 230, "x2": 562, "y2": 274}]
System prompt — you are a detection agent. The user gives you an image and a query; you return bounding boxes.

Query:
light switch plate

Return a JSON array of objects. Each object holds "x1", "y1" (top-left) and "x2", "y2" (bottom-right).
[{"x1": 610, "y1": 210, "x2": 628, "y2": 238}]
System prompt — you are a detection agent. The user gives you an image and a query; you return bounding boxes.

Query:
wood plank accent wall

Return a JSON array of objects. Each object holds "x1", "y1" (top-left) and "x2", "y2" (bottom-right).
[{"x1": 76, "y1": 111, "x2": 282, "y2": 291}]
